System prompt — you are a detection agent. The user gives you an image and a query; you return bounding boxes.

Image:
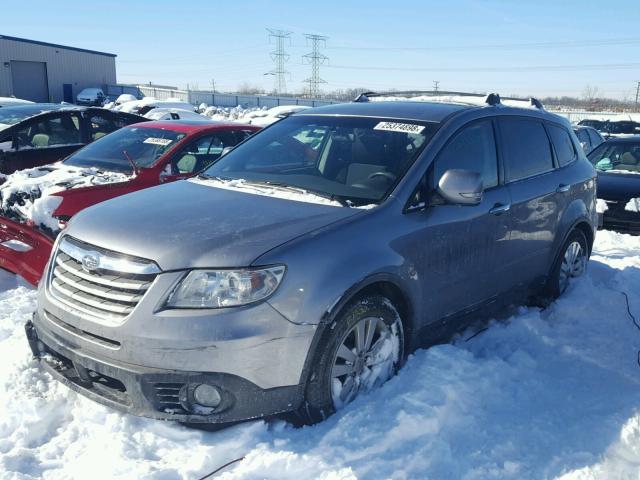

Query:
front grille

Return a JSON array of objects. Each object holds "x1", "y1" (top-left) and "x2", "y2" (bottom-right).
[{"x1": 49, "y1": 236, "x2": 160, "y2": 324}]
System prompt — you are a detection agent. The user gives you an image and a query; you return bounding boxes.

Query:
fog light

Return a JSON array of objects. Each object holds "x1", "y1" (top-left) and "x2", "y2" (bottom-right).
[{"x1": 193, "y1": 384, "x2": 222, "y2": 407}]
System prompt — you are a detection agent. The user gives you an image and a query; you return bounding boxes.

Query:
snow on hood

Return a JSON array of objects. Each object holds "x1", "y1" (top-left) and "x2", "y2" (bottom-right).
[
  {"x1": 0, "y1": 123, "x2": 11, "y2": 132},
  {"x1": 0, "y1": 163, "x2": 129, "y2": 232}
]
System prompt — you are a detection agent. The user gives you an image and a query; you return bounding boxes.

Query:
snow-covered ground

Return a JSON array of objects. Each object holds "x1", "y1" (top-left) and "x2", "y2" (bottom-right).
[{"x1": 1, "y1": 230, "x2": 640, "y2": 479}]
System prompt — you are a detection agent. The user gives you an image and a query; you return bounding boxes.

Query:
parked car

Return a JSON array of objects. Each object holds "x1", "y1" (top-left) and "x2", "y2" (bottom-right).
[
  {"x1": 25, "y1": 94, "x2": 597, "y2": 426},
  {"x1": 143, "y1": 108, "x2": 211, "y2": 122},
  {"x1": 0, "y1": 104, "x2": 146, "y2": 174},
  {"x1": 76, "y1": 88, "x2": 106, "y2": 106},
  {"x1": 573, "y1": 125, "x2": 604, "y2": 153},
  {"x1": 587, "y1": 136, "x2": 640, "y2": 234},
  {"x1": 249, "y1": 105, "x2": 311, "y2": 127},
  {"x1": 0, "y1": 120, "x2": 259, "y2": 284},
  {"x1": 0, "y1": 97, "x2": 33, "y2": 108},
  {"x1": 578, "y1": 118, "x2": 607, "y2": 131},
  {"x1": 115, "y1": 97, "x2": 196, "y2": 116}
]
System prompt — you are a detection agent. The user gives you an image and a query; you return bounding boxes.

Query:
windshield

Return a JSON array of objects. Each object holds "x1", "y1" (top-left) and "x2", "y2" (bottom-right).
[
  {"x1": 0, "y1": 105, "x2": 62, "y2": 126},
  {"x1": 588, "y1": 141, "x2": 640, "y2": 173},
  {"x1": 63, "y1": 126, "x2": 186, "y2": 173},
  {"x1": 202, "y1": 115, "x2": 438, "y2": 205}
]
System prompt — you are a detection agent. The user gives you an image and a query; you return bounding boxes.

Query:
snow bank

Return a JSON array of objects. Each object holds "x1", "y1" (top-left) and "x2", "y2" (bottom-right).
[
  {"x1": 1, "y1": 230, "x2": 640, "y2": 479},
  {"x1": 625, "y1": 198, "x2": 640, "y2": 213},
  {"x1": 0, "y1": 164, "x2": 129, "y2": 232}
]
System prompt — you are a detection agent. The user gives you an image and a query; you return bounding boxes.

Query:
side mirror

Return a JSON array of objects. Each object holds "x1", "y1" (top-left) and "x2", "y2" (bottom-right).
[
  {"x1": 220, "y1": 146, "x2": 234, "y2": 157},
  {"x1": 437, "y1": 169, "x2": 483, "y2": 205}
]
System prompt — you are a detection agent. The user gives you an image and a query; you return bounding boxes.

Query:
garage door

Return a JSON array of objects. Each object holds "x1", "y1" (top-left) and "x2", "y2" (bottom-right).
[{"x1": 10, "y1": 61, "x2": 49, "y2": 102}]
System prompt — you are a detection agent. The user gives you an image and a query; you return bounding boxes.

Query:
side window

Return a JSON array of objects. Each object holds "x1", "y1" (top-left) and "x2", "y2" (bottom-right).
[
  {"x1": 587, "y1": 128, "x2": 603, "y2": 146},
  {"x1": 433, "y1": 120, "x2": 498, "y2": 190},
  {"x1": 16, "y1": 113, "x2": 82, "y2": 149},
  {"x1": 575, "y1": 129, "x2": 591, "y2": 151},
  {"x1": 172, "y1": 132, "x2": 237, "y2": 174},
  {"x1": 548, "y1": 124, "x2": 577, "y2": 167},
  {"x1": 500, "y1": 118, "x2": 554, "y2": 182}
]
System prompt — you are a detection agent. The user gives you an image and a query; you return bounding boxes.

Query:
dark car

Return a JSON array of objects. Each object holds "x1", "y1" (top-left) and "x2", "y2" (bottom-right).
[
  {"x1": 26, "y1": 93, "x2": 597, "y2": 425},
  {"x1": 578, "y1": 119, "x2": 606, "y2": 131},
  {"x1": 588, "y1": 136, "x2": 640, "y2": 234},
  {"x1": 573, "y1": 125, "x2": 604, "y2": 154},
  {"x1": 0, "y1": 104, "x2": 146, "y2": 174}
]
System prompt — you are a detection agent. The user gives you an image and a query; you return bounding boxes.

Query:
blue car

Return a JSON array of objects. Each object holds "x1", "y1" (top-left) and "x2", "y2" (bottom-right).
[{"x1": 588, "y1": 136, "x2": 640, "y2": 235}]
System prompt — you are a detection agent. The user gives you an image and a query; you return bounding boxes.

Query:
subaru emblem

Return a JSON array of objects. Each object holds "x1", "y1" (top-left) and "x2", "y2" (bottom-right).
[{"x1": 81, "y1": 253, "x2": 100, "y2": 272}]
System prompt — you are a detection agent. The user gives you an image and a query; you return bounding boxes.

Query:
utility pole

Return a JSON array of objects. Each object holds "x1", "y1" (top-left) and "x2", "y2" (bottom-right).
[
  {"x1": 211, "y1": 78, "x2": 216, "y2": 93},
  {"x1": 635, "y1": 81, "x2": 640, "y2": 112},
  {"x1": 433, "y1": 80, "x2": 440, "y2": 93},
  {"x1": 303, "y1": 34, "x2": 329, "y2": 98},
  {"x1": 267, "y1": 28, "x2": 292, "y2": 94}
]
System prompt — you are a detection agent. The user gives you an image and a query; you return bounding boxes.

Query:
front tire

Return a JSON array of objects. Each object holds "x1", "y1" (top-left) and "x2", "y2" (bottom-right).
[
  {"x1": 547, "y1": 229, "x2": 588, "y2": 298},
  {"x1": 298, "y1": 295, "x2": 404, "y2": 424}
]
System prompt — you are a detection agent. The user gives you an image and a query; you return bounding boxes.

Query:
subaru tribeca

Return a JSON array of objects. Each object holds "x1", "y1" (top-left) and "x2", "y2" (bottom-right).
[{"x1": 25, "y1": 93, "x2": 597, "y2": 424}]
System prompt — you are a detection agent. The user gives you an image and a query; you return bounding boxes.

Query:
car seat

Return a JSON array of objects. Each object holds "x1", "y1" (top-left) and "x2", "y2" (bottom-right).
[
  {"x1": 176, "y1": 154, "x2": 197, "y2": 173},
  {"x1": 618, "y1": 151, "x2": 640, "y2": 172},
  {"x1": 31, "y1": 134, "x2": 49, "y2": 148}
]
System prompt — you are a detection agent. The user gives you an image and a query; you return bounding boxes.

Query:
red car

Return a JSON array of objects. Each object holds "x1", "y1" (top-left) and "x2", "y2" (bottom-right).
[{"x1": 0, "y1": 120, "x2": 259, "y2": 284}]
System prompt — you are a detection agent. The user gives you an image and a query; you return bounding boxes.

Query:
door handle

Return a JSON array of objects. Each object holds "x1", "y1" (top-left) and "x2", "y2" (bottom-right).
[
  {"x1": 556, "y1": 184, "x2": 571, "y2": 193},
  {"x1": 489, "y1": 203, "x2": 511, "y2": 215}
]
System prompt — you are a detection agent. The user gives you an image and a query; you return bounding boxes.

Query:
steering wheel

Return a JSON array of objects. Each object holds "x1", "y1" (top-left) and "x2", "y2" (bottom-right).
[{"x1": 368, "y1": 171, "x2": 396, "y2": 182}]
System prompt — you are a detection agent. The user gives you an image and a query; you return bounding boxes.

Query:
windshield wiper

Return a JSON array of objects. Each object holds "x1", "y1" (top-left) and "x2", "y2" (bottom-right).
[
  {"x1": 122, "y1": 150, "x2": 139, "y2": 176},
  {"x1": 243, "y1": 180, "x2": 352, "y2": 207}
]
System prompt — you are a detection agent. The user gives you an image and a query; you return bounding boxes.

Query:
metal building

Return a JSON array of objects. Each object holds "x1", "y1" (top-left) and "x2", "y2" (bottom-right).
[{"x1": 0, "y1": 35, "x2": 116, "y2": 103}]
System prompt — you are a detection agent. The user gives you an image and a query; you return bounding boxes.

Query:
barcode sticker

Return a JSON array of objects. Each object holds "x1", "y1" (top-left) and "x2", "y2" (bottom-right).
[
  {"x1": 143, "y1": 137, "x2": 172, "y2": 146},
  {"x1": 374, "y1": 122, "x2": 425, "y2": 134}
]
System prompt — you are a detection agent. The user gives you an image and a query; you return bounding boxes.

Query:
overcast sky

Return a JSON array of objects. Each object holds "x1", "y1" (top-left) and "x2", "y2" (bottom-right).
[{"x1": 3, "y1": 0, "x2": 640, "y2": 99}]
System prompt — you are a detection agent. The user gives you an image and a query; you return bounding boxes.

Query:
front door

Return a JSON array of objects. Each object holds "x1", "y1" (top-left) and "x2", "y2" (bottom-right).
[
  {"x1": 4, "y1": 112, "x2": 84, "y2": 173},
  {"x1": 63, "y1": 84, "x2": 73, "y2": 103},
  {"x1": 400, "y1": 119, "x2": 513, "y2": 324}
]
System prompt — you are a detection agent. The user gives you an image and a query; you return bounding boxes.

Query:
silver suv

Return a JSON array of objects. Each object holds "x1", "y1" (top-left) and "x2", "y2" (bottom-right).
[{"x1": 26, "y1": 93, "x2": 597, "y2": 424}]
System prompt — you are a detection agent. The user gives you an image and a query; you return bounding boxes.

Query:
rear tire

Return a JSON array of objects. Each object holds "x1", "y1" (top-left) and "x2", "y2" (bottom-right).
[
  {"x1": 546, "y1": 229, "x2": 588, "y2": 299},
  {"x1": 297, "y1": 295, "x2": 404, "y2": 424}
]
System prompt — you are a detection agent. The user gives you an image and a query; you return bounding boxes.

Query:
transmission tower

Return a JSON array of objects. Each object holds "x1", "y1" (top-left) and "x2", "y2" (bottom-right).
[
  {"x1": 267, "y1": 28, "x2": 292, "y2": 94},
  {"x1": 303, "y1": 34, "x2": 329, "y2": 98}
]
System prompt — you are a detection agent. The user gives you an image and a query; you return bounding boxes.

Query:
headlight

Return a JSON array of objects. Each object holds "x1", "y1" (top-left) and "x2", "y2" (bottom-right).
[{"x1": 166, "y1": 266, "x2": 286, "y2": 308}]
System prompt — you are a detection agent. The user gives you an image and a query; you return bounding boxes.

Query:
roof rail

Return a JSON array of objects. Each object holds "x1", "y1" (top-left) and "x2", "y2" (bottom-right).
[{"x1": 353, "y1": 90, "x2": 544, "y2": 109}]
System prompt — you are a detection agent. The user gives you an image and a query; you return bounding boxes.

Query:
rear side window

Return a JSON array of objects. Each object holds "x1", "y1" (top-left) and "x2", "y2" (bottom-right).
[
  {"x1": 587, "y1": 128, "x2": 602, "y2": 146},
  {"x1": 433, "y1": 119, "x2": 498, "y2": 189},
  {"x1": 500, "y1": 118, "x2": 553, "y2": 182},
  {"x1": 547, "y1": 124, "x2": 577, "y2": 167}
]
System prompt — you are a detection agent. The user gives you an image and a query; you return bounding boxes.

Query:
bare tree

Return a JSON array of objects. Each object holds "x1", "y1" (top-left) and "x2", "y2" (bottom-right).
[
  {"x1": 582, "y1": 84, "x2": 601, "y2": 102},
  {"x1": 237, "y1": 82, "x2": 265, "y2": 95}
]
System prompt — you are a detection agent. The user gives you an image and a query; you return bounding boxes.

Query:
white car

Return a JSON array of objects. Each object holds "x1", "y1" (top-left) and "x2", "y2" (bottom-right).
[
  {"x1": 249, "y1": 105, "x2": 311, "y2": 127},
  {"x1": 116, "y1": 97, "x2": 196, "y2": 116},
  {"x1": 115, "y1": 94, "x2": 138, "y2": 105},
  {"x1": 143, "y1": 108, "x2": 211, "y2": 121},
  {"x1": 0, "y1": 97, "x2": 34, "y2": 108}
]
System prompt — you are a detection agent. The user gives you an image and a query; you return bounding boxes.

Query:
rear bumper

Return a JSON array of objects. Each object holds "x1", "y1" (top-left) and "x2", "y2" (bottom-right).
[
  {"x1": 26, "y1": 316, "x2": 304, "y2": 423},
  {"x1": 0, "y1": 217, "x2": 54, "y2": 285}
]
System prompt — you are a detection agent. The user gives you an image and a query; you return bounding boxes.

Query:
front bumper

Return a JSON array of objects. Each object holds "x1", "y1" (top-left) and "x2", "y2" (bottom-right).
[
  {"x1": 601, "y1": 207, "x2": 640, "y2": 235},
  {"x1": 26, "y1": 316, "x2": 305, "y2": 423}
]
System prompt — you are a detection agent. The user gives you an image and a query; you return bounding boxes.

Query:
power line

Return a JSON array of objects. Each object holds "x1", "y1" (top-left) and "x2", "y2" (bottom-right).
[
  {"x1": 636, "y1": 81, "x2": 640, "y2": 112},
  {"x1": 302, "y1": 34, "x2": 328, "y2": 98},
  {"x1": 325, "y1": 62, "x2": 640, "y2": 73},
  {"x1": 267, "y1": 28, "x2": 292, "y2": 94},
  {"x1": 326, "y1": 37, "x2": 640, "y2": 52}
]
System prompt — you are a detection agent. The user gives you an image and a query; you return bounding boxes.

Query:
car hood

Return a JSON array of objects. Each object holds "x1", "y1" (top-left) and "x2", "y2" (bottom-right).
[
  {"x1": 66, "y1": 180, "x2": 363, "y2": 270},
  {"x1": 597, "y1": 171, "x2": 640, "y2": 202}
]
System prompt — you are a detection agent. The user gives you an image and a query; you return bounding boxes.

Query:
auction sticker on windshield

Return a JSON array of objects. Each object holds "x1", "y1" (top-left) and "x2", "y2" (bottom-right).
[
  {"x1": 374, "y1": 122, "x2": 425, "y2": 134},
  {"x1": 143, "y1": 137, "x2": 173, "y2": 146}
]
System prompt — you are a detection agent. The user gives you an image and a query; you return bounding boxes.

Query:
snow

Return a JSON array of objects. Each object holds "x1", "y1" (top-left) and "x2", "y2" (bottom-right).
[
  {"x1": 0, "y1": 97, "x2": 33, "y2": 107},
  {"x1": 625, "y1": 198, "x2": 640, "y2": 212},
  {"x1": 596, "y1": 199, "x2": 609, "y2": 214},
  {"x1": 1, "y1": 230, "x2": 640, "y2": 479},
  {"x1": 0, "y1": 163, "x2": 129, "y2": 232}
]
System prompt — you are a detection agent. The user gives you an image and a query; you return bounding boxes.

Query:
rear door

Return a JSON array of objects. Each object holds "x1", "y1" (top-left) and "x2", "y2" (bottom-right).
[
  {"x1": 402, "y1": 118, "x2": 513, "y2": 322},
  {"x1": 498, "y1": 117, "x2": 563, "y2": 287},
  {"x1": 4, "y1": 112, "x2": 84, "y2": 173}
]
